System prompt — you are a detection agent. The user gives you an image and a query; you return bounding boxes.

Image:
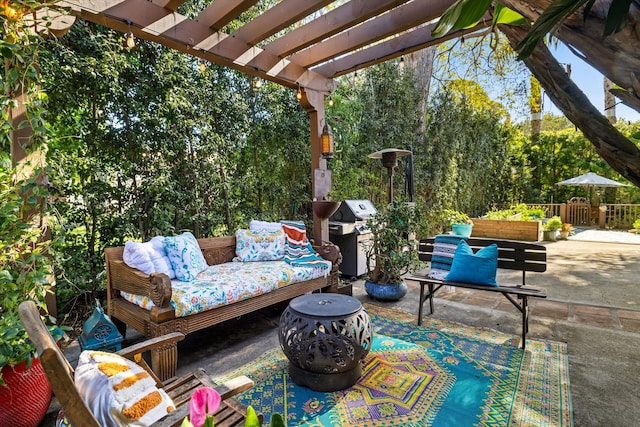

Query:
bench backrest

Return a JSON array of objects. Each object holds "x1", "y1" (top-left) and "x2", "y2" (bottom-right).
[{"x1": 418, "y1": 237, "x2": 546, "y2": 285}]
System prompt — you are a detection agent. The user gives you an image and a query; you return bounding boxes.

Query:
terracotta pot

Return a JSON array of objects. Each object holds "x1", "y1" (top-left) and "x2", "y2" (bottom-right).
[{"x1": 0, "y1": 359, "x2": 52, "y2": 427}]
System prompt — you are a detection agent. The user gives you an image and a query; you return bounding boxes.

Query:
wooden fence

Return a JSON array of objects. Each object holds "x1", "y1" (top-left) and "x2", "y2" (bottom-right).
[{"x1": 532, "y1": 203, "x2": 640, "y2": 229}]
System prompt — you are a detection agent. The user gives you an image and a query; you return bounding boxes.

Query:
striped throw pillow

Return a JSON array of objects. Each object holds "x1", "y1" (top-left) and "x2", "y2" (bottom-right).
[
  {"x1": 280, "y1": 221, "x2": 331, "y2": 275},
  {"x1": 427, "y1": 234, "x2": 468, "y2": 280}
]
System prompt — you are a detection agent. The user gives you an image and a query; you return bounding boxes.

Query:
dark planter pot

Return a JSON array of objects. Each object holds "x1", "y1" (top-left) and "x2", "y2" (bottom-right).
[
  {"x1": 365, "y1": 280, "x2": 408, "y2": 301},
  {"x1": 0, "y1": 358, "x2": 52, "y2": 427}
]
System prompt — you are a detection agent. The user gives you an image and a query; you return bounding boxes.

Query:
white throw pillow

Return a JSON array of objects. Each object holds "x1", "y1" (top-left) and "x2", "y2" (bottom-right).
[
  {"x1": 74, "y1": 350, "x2": 175, "y2": 426},
  {"x1": 123, "y1": 237, "x2": 176, "y2": 279},
  {"x1": 249, "y1": 220, "x2": 283, "y2": 232}
]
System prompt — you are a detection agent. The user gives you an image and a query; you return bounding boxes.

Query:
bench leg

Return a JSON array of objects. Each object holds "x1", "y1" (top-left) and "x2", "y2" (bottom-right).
[
  {"x1": 428, "y1": 283, "x2": 435, "y2": 315},
  {"x1": 521, "y1": 296, "x2": 529, "y2": 349},
  {"x1": 418, "y1": 282, "x2": 439, "y2": 326},
  {"x1": 418, "y1": 283, "x2": 425, "y2": 325},
  {"x1": 503, "y1": 293, "x2": 530, "y2": 349}
]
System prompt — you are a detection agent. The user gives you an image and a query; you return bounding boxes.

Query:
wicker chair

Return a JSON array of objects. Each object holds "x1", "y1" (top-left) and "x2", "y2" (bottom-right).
[{"x1": 19, "y1": 301, "x2": 261, "y2": 427}]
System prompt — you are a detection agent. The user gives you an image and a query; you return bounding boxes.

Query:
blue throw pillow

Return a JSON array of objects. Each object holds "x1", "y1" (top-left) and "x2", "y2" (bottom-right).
[
  {"x1": 445, "y1": 241, "x2": 498, "y2": 287},
  {"x1": 163, "y1": 232, "x2": 207, "y2": 281}
]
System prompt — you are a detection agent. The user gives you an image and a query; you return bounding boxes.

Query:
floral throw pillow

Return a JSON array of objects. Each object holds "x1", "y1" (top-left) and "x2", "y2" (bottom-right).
[
  {"x1": 235, "y1": 229, "x2": 285, "y2": 262},
  {"x1": 74, "y1": 350, "x2": 175, "y2": 426},
  {"x1": 163, "y1": 232, "x2": 207, "y2": 281}
]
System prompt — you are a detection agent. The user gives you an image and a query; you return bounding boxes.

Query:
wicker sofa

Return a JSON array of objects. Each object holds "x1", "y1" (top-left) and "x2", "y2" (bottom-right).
[{"x1": 104, "y1": 235, "x2": 341, "y2": 380}]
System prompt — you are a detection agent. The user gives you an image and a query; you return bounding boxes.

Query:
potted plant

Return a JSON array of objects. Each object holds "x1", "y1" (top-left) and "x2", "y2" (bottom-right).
[
  {"x1": 445, "y1": 209, "x2": 474, "y2": 238},
  {"x1": 542, "y1": 216, "x2": 563, "y2": 241},
  {"x1": 0, "y1": 171, "x2": 58, "y2": 426},
  {"x1": 364, "y1": 202, "x2": 422, "y2": 301},
  {"x1": 559, "y1": 223, "x2": 573, "y2": 240}
]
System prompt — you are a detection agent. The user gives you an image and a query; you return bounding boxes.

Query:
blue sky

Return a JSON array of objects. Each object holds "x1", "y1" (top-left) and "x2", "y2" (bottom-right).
[{"x1": 546, "y1": 43, "x2": 640, "y2": 122}]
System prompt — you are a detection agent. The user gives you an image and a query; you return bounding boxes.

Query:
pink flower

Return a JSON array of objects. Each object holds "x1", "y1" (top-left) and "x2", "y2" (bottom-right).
[{"x1": 189, "y1": 387, "x2": 221, "y2": 427}]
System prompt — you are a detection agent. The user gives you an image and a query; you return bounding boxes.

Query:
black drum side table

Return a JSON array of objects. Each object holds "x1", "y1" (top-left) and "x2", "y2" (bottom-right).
[{"x1": 278, "y1": 293, "x2": 373, "y2": 392}]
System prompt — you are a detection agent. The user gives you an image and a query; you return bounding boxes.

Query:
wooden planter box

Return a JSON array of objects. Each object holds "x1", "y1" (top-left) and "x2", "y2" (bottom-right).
[{"x1": 471, "y1": 218, "x2": 542, "y2": 241}]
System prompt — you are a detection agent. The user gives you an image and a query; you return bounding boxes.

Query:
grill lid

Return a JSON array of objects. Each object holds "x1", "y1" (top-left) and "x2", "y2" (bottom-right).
[{"x1": 330, "y1": 200, "x2": 378, "y2": 223}]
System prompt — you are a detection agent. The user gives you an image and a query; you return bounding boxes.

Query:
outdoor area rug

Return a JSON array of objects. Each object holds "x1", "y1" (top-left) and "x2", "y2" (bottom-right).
[{"x1": 215, "y1": 304, "x2": 573, "y2": 426}]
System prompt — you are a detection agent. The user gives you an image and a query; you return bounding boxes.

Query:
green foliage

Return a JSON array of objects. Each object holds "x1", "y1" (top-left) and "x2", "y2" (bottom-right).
[
  {"x1": 430, "y1": 0, "x2": 634, "y2": 59},
  {"x1": 444, "y1": 209, "x2": 473, "y2": 225},
  {"x1": 365, "y1": 203, "x2": 424, "y2": 284},
  {"x1": 0, "y1": 164, "x2": 55, "y2": 385},
  {"x1": 543, "y1": 216, "x2": 563, "y2": 231},
  {"x1": 244, "y1": 406, "x2": 285, "y2": 427},
  {"x1": 40, "y1": 24, "x2": 312, "y2": 310},
  {"x1": 414, "y1": 89, "x2": 514, "y2": 230},
  {"x1": 484, "y1": 204, "x2": 546, "y2": 220},
  {"x1": 331, "y1": 61, "x2": 422, "y2": 206},
  {"x1": 0, "y1": 2, "x2": 62, "y2": 385},
  {"x1": 517, "y1": 0, "x2": 635, "y2": 58},
  {"x1": 633, "y1": 218, "x2": 640, "y2": 233}
]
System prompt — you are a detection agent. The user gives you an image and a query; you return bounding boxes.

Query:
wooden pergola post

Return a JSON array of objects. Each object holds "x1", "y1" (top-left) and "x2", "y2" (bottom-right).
[
  {"x1": 298, "y1": 88, "x2": 329, "y2": 245},
  {"x1": 7, "y1": 54, "x2": 57, "y2": 318}
]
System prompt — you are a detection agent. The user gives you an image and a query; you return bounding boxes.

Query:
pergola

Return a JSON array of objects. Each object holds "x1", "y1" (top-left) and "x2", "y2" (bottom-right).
[{"x1": 22, "y1": 0, "x2": 488, "y2": 241}]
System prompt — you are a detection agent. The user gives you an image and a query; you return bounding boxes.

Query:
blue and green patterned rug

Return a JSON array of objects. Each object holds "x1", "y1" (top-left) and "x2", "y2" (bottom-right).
[{"x1": 215, "y1": 304, "x2": 573, "y2": 426}]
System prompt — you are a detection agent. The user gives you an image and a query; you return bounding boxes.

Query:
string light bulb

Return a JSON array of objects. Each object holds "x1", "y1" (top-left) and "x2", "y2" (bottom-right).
[
  {"x1": 124, "y1": 21, "x2": 136, "y2": 49},
  {"x1": 255, "y1": 78, "x2": 262, "y2": 89},
  {"x1": 399, "y1": 56, "x2": 405, "y2": 69},
  {"x1": 124, "y1": 32, "x2": 135, "y2": 49},
  {"x1": 460, "y1": 36, "x2": 465, "y2": 49},
  {"x1": 328, "y1": 95, "x2": 334, "y2": 107},
  {"x1": 296, "y1": 83, "x2": 302, "y2": 100},
  {"x1": 199, "y1": 59, "x2": 206, "y2": 73}
]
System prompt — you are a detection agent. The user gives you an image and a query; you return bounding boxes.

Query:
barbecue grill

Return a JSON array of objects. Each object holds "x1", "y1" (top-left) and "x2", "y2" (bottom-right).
[{"x1": 329, "y1": 200, "x2": 377, "y2": 279}]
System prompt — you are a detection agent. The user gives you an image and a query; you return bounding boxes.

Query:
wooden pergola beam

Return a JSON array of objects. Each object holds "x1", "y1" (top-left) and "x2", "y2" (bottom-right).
[
  {"x1": 197, "y1": 0, "x2": 259, "y2": 31},
  {"x1": 289, "y1": 0, "x2": 457, "y2": 69},
  {"x1": 59, "y1": 0, "x2": 335, "y2": 92},
  {"x1": 230, "y1": 0, "x2": 334, "y2": 46},
  {"x1": 263, "y1": 0, "x2": 411, "y2": 58},
  {"x1": 314, "y1": 23, "x2": 489, "y2": 78}
]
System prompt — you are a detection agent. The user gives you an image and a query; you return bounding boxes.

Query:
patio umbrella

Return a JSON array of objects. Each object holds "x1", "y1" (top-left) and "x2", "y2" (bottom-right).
[{"x1": 555, "y1": 172, "x2": 628, "y2": 187}]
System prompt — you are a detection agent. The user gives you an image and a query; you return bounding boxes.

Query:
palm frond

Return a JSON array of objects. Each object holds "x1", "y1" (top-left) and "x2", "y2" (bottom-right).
[
  {"x1": 516, "y1": 0, "x2": 589, "y2": 59},
  {"x1": 431, "y1": 0, "x2": 492, "y2": 39}
]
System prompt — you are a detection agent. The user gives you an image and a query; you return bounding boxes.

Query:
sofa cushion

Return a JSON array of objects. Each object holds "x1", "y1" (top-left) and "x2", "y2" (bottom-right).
[
  {"x1": 123, "y1": 236, "x2": 176, "y2": 279},
  {"x1": 74, "y1": 350, "x2": 175, "y2": 426},
  {"x1": 120, "y1": 260, "x2": 330, "y2": 317},
  {"x1": 163, "y1": 232, "x2": 207, "y2": 281},
  {"x1": 235, "y1": 229, "x2": 285, "y2": 262}
]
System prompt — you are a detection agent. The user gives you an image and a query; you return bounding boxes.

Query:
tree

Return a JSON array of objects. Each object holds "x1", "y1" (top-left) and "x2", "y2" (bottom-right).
[{"x1": 432, "y1": 0, "x2": 640, "y2": 187}]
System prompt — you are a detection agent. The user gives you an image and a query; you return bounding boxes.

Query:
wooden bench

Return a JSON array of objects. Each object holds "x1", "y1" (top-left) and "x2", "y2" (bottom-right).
[{"x1": 406, "y1": 237, "x2": 547, "y2": 348}]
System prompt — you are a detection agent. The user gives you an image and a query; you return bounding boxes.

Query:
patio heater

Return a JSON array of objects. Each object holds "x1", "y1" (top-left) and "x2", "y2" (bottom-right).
[{"x1": 368, "y1": 148, "x2": 411, "y2": 204}]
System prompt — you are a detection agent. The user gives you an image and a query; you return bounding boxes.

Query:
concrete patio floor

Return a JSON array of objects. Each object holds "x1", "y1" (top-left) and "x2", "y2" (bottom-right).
[{"x1": 43, "y1": 231, "x2": 640, "y2": 426}]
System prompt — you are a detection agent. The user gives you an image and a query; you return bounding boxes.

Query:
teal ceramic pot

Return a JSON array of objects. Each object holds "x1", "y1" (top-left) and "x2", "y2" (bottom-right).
[
  {"x1": 452, "y1": 223, "x2": 473, "y2": 238},
  {"x1": 365, "y1": 280, "x2": 408, "y2": 301}
]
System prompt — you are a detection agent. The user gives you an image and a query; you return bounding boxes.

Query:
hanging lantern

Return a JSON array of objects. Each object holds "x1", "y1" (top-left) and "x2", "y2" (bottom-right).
[{"x1": 321, "y1": 121, "x2": 334, "y2": 159}]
